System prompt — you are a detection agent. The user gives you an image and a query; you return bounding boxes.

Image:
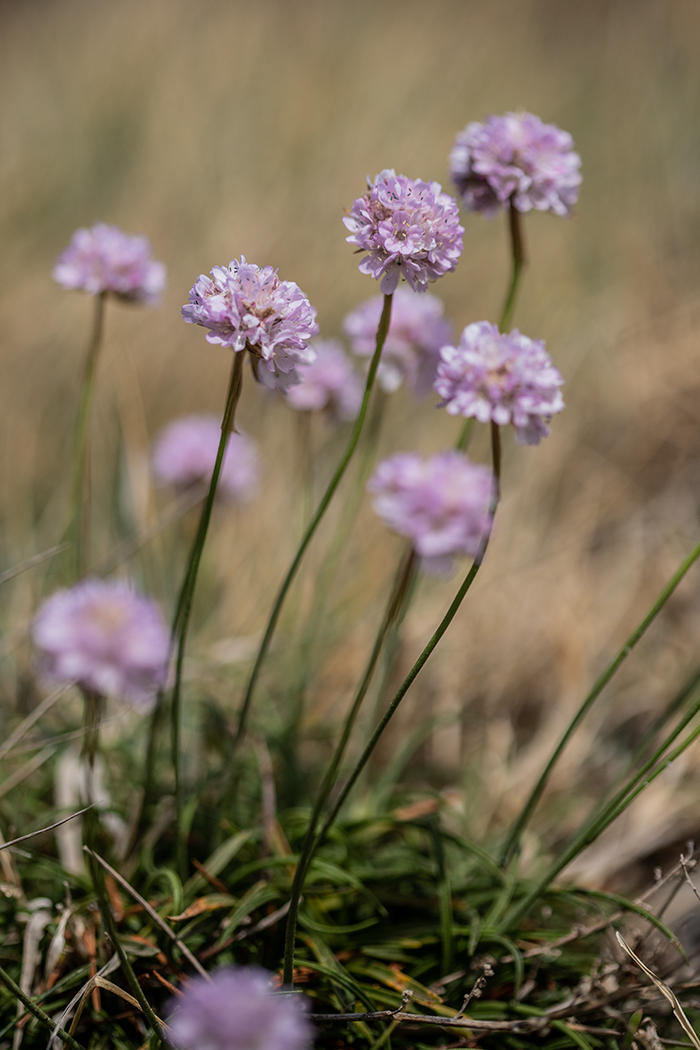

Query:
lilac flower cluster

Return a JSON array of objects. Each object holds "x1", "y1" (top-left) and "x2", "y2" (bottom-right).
[
  {"x1": 369, "y1": 452, "x2": 494, "y2": 575},
  {"x1": 182, "y1": 258, "x2": 318, "y2": 391},
  {"x1": 32, "y1": 579, "x2": 169, "y2": 707},
  {"x1": 53, "y1": 223, "x2": 166, "y2": 304},
  {"x1": 344, "y1": 288, "x2": 452, "y2": 397},
  {"x1": 435, "y1": 321, "x2": 564, "y2": 445},
  {"x1": 450, "y1": 112, "x2": 581, "y2": 218},
  {"x1": 166, "y1": 967, "x2": 313, "y2": 1050},
  {"x1": 344, "y1": 170, "x2": 464, "y2": 294},
  {"x1": 284, "y1": 339, "x2": 363, "y2": 420},
  {"x1": 152, "y1": 415, "x2": 259, "y2": 502}
]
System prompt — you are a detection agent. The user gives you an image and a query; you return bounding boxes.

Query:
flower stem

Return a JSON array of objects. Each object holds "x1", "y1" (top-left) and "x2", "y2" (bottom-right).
[
  {"x1": 282, "y1": 543, "x2": 418, "y2": 987},
  {"x1": 499, "y1": 534, "x2": 700, "y2": 868},
  {"x1": 231, "y1": 294, "x2": 393, "y2": 752},
  {"x1": 499, "y1": 201, "x2": 526, "y2": 334},
  {"x1": 171, "y1": 351, "x2": 244, "y2": 878},
  {"x1": 68, "y1": 291, "x2": 107, "y2": 579}
]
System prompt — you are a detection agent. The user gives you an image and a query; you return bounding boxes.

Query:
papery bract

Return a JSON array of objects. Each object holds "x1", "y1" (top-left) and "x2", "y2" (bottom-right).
[
  {"x1": 344, "y1": 288, "x2": 452, "y2": 396},
  {"x1": 284, "y1": 339, "x2": 363, "y2": 421},
  {"x1": 434, "y1": 321, "x2": 564, "y2": 445},
  {"x1": 343, "y1": 170, "x2": 464, "y2": 294},
  {"x1": 368, "y1": 451, "x2": 493, "y2": 575},
  {"x1": 32, "y1": 579, "x2": 169, "y2": 707},
  {"x1": 53, "y1": 223, "x2": 166, "y2": 304},
  {"x1": 182, "y1": 257, "x2": 318, "y2": 391},
  {"x1": 450, "y1": 112, "x2": 581, "y2": 218},
  {"x1": 152, "y1": 415, "x2": 259, "y2": 502},
  {"x1": 166, "y1": 967, "x2": 313, "y2": 1050}
]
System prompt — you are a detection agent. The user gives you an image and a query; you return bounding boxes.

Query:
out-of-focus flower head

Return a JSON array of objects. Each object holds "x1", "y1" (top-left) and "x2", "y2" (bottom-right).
[
  {"x1": 181, "y1": 257, "x2": 318, "y2": 392},
  {"x1": 53, "y1": 223, "x2": 166, "y2": 304},
  {"x1": 344, "y1": 288, "x2": 452, "y2": 396},
  {"x1": 32, "y1": 579, "x2": 169, "y2": 707},
  {"x1": 450, "y1": 113, "x2": 581, "y2": 218},
  {"x1": 284, "y1": 339, "x2": 363, "y2": 421},
  {"x1": 152, "y1": 415, "x2": 259, "y2": 502},
  {"x1": 343, "y1": 170, "x2": 464, "y2": 295},
  {"x1": 166, "y1": 966, "x2": 313, "y2": 1050},
  {"x1": 368, "y1": 451, "x2": 494, "y2": 575},
  {"x1": 434, "y1": 321, "x2": 564, "y2": 445}
]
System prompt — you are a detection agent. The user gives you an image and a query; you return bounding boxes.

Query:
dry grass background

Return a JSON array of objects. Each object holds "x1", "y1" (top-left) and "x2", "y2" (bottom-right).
[{"x1": 3, "y1": 0, "x2": 700, "y2": 887}]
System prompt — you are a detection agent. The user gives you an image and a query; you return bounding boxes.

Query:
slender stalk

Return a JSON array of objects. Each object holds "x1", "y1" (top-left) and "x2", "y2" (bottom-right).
[
  {"x1": 231, "y1": 294, "x2": 393, "y2": 752},
  {"x1": 499, "y1": 535, "x2": 700, "y2": 867},
  {"x1": 282, "y1": 545, "x2": 418, "y2": 986},
  {"x1": 171, "y1": 351, "x2": 244, "y2": 877},
  {"x1": 0, "y1": 964, "x2": 88, "y2": 1050},
  {"x1": 500, "y1": 201, "x2": 526, "y2": 334},
  {"x1": 81, "y1": 689, "x2": 103, "y2": 865},
  {"x1": 501, "y1": 684, "x2": 700, "y2": 933},
  {"x1": 69, "y1": 291, "x2": 107, "y2": 579}
]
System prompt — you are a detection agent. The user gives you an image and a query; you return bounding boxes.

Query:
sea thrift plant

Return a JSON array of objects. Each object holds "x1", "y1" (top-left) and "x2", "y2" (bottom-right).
[
  {"x1": 344, "y1": 288, "x2": 452, "y2": 396},
  {"x1": 181, "y1": 257, "x2": 318, "y2": 391},
  {"x1": 152, "y1": 415, "x2": 259, "y2": 502},
  {"x1": 53, "y1": 223, "x2": 166, "y2": 304},
  {"x1": 368, "y1": 451, "x2": 494, "y2": 575},
  {"x1": 166, "y1": 967, "x2": 313, "y2": 1050},
  {"x1": 435, "y1": 321, "x2": 565, "y2": 445},
  {"x1": 450, "y1": 112, "x2": 582, "y2": 218},
  {"x1": 343, "y1": 170, "x2": 464, "y2": 293},
  {"x1": 32, "y1": 578, "x2": 169, "y2": 707},
  {"x1": 284, "y1": 338, "x2": 363, "y2": 420}
]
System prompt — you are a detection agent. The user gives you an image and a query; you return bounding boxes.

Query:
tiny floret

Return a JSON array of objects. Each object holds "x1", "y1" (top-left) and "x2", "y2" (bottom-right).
[
  {"x1": 181, "y1": 257, "x2": 318, "y2": 391},
  {"x1": 166, "y1": 966, "x2": 313, "y2": 1050},
  {"x1": 343, "y1": 170, "x2": 464, "y2": 294},
  {"x1": 53, "y1": 223, "x2": 166, "y2": 304},
  {"x1": 152, "y1": 415, "x2": 259, "y2": 502},
  {"x1": 368, "y1": 452, "x2": 494, "y2": 575},
  {"x1": 284, "y1": 339, "x2": 363, "y2": 421},
  {"x1": 32, "y1": 579, "x2": 169, "y2": 707},
  {"x1": 450, "y1": 113, "x2": 581, "y2": 217},
  {"x1": 344, "y1": 288, "x2": 452, "y2": 396},
  {"x1": 434, "y1": 321, "x2": 564, "y2": 445}
]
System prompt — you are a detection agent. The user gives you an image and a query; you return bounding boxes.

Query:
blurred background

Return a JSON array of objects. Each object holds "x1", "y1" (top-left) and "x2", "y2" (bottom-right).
[{"x1": 2, "y1": 0, "x2": 700, "y2": 886}]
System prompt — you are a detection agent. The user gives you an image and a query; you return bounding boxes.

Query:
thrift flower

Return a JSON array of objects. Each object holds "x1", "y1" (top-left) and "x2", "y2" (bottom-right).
[
  {"x1": 343, "y1": 170, "x2": 464, "y2": 294},
  {"x1": 182, "y1": 257, "x2": 318, "y2": 391},
  {"x1": 344, "y1": 288, "x2": 452, "y2": 396},
  {"x1": 32, "y1": 579, "x2": 169, "y2": 707},
  {"x1": 166, "y1": 967, "x2": 313, "y2": 1050},
  {"x1": 434, "y1": 321, "x2": 564, "y2": 445},
  {"x1": 284, "y1": 339, "x2": 363, "y2": 420},
  {"x1": 450, "y1": 112, "x2": 581, "y2": 218},
  {"x1": 152, "y1": 415, "x2": 259, "y2": 502},
  {"x1": 53, "y1": 223, "x2": 166, "y2": 304},
  {"x1": 368, "y1": 452, "x2": 493, "y2": 575}
]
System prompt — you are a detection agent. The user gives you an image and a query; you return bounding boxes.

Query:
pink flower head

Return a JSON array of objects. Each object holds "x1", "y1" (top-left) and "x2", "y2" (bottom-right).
[
  {"x1": 166, "y1": 967, "x2": 313, "y2": 1050},
  {"x1": 434, "y1": 321, "x2": 564, "y2": 445},
  {"x1": 343, "y1": 170, "x2": 464, "y2": 294},
  {"x1": 32, "y1": 579, "x2": 169, "y2": 707},
  {"x1": 182, "y1": 257, "x2": 318, "y2": 392},
  {"x1": 344, "y1": 288, "x2": 452, "y2": 396},
  {"x1": 152, "y1": 415, "x2": 259, "y2": 502},
  {"x1": 368, "y1": 452, "x2": 494, "y2": 575},
  {"x1": 284, "y1": 339, "x2": 363, "y2": 421},
  {"x1": 53, "y1": 223, "x2": 166, "y2": 304},
  {"x1": 450, "y1": 113, "x2": 581, "y2": 218}
]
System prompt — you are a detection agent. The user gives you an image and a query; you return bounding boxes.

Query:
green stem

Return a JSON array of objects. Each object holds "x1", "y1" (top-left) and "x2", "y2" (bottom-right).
[
  {"x1": 501, "y1": 681, "x2": 700, "y2": 933},
  {"x1": 231, "y1": 294, "x2": 393, "y2": 752},
  {"x1": 171, "y1": 351, "x2": 244, "y2": 877},
  {"x1": 0, "y1": 964, "x2": 88, "y2": 1050},
  {"x1": 69, "y1": 291, "x2": 107, "y2": 579},
  {"x1": 499, "y1": 535, "x2": 700, "y2": 867},
  {"x1": 499, "y1": 201, "x2": 526, "y2": 334},
  {"x1": 282, "y1": 544, "x2": 418, "y2": 986}
]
